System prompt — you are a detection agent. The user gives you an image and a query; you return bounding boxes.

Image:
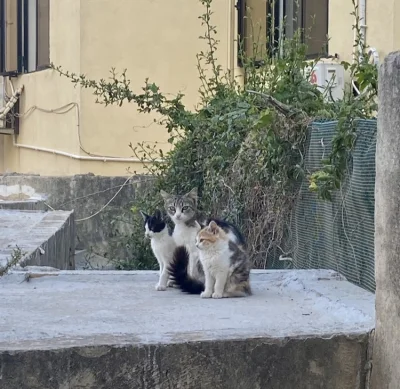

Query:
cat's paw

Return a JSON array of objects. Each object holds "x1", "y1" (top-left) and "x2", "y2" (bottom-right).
[
  {"x1": 155, "y1": 284, "x2": 167, "y2": 291},
  {"x1": 200, "y1": 291, "x2": 212, "y2": 298},
  {"x1": 167, "y1": 280, "x2": 175, "y2": 288},
  {"x1": 212, "y1": 292, "x2": 223, "y2": 299}
]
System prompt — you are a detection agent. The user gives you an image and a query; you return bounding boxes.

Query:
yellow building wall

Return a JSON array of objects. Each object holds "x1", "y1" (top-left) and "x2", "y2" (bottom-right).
[
  {"x1": 6, "y1": 0, "x2": 397, "y2": 177},
  {"x1": 328, "y1": 0, "x2": 355, "y2": 63},
  {"x1": 1, "y1": 0, "x2": 81, "y2": 175},
  {"x1": 1, "y1": 0, "x2": 236, "y2": 176},
  {"x1": 0, "y1": 136, "x2": 4, "y2": 172},
  {"x1": 329, "y1": 0, "x2": 400, "y2": 64},
  {"x1": 395, "y1": 0, "x2": 400, "y2": 53},
  {"x1": 367, "y1": 0, "x2": 397, "y2": 59},
  {"x1": 78, "y1": 0, "x2": 233, "y2": 176}
]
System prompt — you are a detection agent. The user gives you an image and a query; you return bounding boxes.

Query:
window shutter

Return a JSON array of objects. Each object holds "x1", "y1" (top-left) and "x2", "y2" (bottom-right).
[
  {"x1": 302, "y1": 0, "x2": 329, "y2": 57},
  {"x1": 3, "y1": 0, "x2": 18, "y2": 74},
  {"x1": 36, "y1": 0, "x2": 49, "y2": 69}
]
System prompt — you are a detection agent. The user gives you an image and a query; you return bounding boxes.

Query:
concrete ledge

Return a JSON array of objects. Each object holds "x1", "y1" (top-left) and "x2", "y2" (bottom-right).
[
  {"x1": 0, "y1": 333, "x2": 370, "y2": 389},
  {"x1": 0, "y1": 270, "x2": 374, "y2": 388},
  {"x1": 0, "y1": 199, "x2": 46, "y2": 211},
  {"x1": 0, "y1": 210, "x2": 75, "y2": 270}
]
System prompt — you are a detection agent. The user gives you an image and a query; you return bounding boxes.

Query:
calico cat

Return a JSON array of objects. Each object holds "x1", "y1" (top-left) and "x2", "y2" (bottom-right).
[
  {"x1": 169, "y1": 220, "x2": 252, "y2": 298},
  {"x1": 160, "y1": 187, "x2": 246, "y2": 279},
  {"x1": 140, "y1": 209, "x2": 176, "y2": 291},
  {"x1": 200, "y1": 217, "x2": 246, "y2": 251}
]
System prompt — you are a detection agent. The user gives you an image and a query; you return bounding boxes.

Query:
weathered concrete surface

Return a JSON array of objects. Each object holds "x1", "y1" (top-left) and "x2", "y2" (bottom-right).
[
  {"x1": 0, "y1": 199, "x2": 46, "y2": 211},
  {"x1": 372, "y1": 51, "x2": 400, "y2": 389},
  {"x1": 74, "y1": 249, "x2": 116, "y2": 270},
  {"x1": 0, "y1": 210, "x2": 75, "y2": 270},
  {"x1": 0, "y1": 270, "x2": 375, "y2": 389},
  {"x1": 0, "y1": 174, "x2": 151, "y2": 257}
]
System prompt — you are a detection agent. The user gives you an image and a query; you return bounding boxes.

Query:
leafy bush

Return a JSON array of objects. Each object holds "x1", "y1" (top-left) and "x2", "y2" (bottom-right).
[{"x1": 53, "y1": 0, "x2": 377, "y2": 269}]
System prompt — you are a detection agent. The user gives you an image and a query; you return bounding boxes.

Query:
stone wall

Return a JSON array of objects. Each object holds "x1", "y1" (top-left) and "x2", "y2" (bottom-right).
[
  {"x1": 0, "y1": 174, "x2": 152, "y2": 258},
  {"x1": 371, "y1": 51, "x2": 400, "y2": 388}
]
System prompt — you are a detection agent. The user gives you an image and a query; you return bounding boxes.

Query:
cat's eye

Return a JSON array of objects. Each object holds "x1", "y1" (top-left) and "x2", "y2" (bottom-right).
[
  {"x1": 199, "y1": 238, "x2": 204, "y2": 243},
  {"x1": 168, "y1": 206, "x2": 176, "y2": 212},
  {"x1": 182, "y1": 206, "x2": 189, "y2": 212}
]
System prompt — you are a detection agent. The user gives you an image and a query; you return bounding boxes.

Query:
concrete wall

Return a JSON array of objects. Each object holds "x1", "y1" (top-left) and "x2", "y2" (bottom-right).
[
  {"x1": 0, "y1": 174, "x2": 148, "y2": 257},
  {"x1": 0, "y1": 333, "x2": 371, "y2": 389},
  {"x1": 0, "y1": 0, "x2": 237, "y2": 176},
  {"x1": 371, "y1": 51, "x2": 400, "y2": 389}
]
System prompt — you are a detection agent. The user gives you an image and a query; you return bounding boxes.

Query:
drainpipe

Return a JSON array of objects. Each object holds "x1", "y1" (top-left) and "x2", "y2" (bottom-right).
[{"x1": 12, "y1": 136, "x2": 162, "y2": 163}]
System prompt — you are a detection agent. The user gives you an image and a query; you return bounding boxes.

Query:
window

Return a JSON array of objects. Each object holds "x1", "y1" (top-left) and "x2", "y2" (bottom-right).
[
  {"x1": 300, "y1": 0, "x2": 329, "y2": 58},
  {"x1": 0, "y1": 0, "x2": 50, "y2": 75},
  {"x1": 237, "y1": 0, "x2": 269, "y2": 65},
  {"x1": 36, "y1": 0, "x2": 50, "y2": 69},
  {"x1": 269, "y1": 0, "x2": 329, "y2": 57},
  {"x1": 236, "y1": 0, "x2": 247, "y2": 66},
  {"x1": 237, "y1": 0, "x2": 329, "y2": 64}
]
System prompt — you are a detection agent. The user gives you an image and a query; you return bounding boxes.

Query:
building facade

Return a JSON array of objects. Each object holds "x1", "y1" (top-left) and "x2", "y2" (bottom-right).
[{"x1": 0, "y1": 0, "x2": 397, "y2": 176}]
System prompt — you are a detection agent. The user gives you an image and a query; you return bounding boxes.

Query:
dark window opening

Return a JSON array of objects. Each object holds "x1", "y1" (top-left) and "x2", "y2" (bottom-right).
[
  {"x1": 266, "y1": 0, "x2": 285, "y2": 56},
  {"x1": 0, "y1": 0, "x2": 4, "y2": 73},
  {"x1": 301, "y1": 0, "x2": 329, "y2": 58},
  {"x1": 236, "y1": 0, "x2": 246, "y2": 66},
  {"x1": 37, "y1": 0, "x2": 50, "y2": 69},
  {"x1": 237, "y1": 0, "x2": 329, "y2": 65}
]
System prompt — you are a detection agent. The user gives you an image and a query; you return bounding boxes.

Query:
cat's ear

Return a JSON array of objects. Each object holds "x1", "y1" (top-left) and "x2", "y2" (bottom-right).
[
  {"x1": 194, "y1": 220, "x2": 202, "y2": 230},
  {"x1": 139, "y1": 210, "x2": 149, "y2": 221},
  {"x1": 160, "y1": 190, "x2": 170, "y2": 200},
  {"x1": 197, "y1": 215, "x2": 208, "y2": 228},
  {"x1": 154, "y1": 209, "x2": 162, "y2": 220},
  {"x1": 208, "y1": 220, "x2": 219, "y2": 234},
  {"x1": 186, "y1": 187, "x2": 198, "y2": 203}
]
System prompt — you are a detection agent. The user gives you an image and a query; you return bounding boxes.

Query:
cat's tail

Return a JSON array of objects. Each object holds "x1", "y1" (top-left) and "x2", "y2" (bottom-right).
[{"x1": 168, "y1": 246, "x2": 204, "y2": 294}]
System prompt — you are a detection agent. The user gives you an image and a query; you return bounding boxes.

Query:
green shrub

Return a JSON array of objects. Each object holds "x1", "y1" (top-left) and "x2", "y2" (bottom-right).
[{"x1": 53, "y1": 0, "x2": 377, "y2": 269}]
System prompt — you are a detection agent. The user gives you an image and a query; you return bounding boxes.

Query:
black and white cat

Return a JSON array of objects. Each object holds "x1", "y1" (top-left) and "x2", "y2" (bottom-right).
[{"x1": 140, "y1": 209, "x2": 176, "y2": 291}]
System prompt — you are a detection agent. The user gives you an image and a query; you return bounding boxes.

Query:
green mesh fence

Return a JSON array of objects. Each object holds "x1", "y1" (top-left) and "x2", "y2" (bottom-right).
[{"x1": 290, "y1": 119, "x2": 376, "y2": 292}]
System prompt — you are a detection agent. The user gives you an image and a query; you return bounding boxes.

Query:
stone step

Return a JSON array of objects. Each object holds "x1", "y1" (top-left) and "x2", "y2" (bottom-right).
[{"x1": 0, "y1": 209, "x2": 75, "y2": 271}]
